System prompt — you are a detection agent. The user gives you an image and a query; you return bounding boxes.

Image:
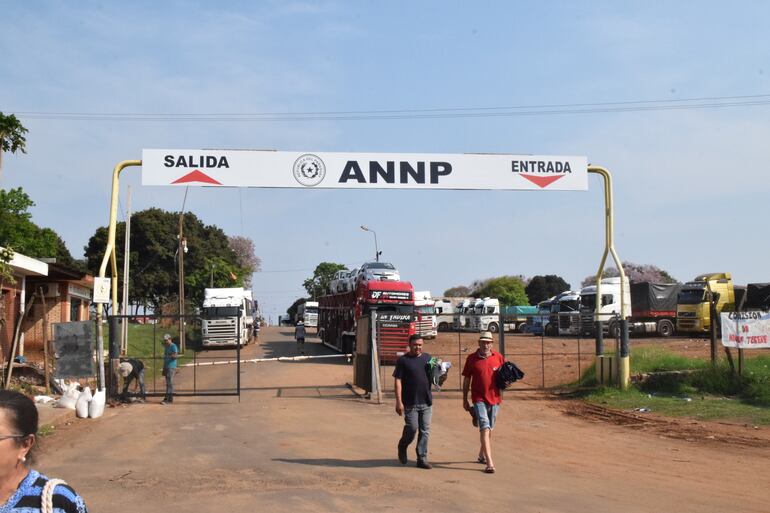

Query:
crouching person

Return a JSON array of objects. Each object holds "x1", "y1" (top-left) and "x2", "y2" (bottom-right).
[{"x1": 118, "y1": 359, "x2": 146, "y2": 402}]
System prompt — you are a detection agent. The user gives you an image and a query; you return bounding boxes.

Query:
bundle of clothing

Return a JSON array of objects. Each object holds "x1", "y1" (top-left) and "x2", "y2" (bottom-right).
[{"x1": 427, "y1": 357, "x2": 452, "y2": 390}]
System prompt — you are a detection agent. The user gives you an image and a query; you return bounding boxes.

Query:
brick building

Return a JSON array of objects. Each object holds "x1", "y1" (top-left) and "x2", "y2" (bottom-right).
[{"x1": 1, "y1": 249, "x2": 94, "y2": 363}]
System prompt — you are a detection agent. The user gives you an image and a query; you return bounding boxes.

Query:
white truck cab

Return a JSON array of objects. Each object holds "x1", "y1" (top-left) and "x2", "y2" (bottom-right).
[
  {"x1": 579, "y1": 276, "x2": 632, "y2": 336},
  {"x1": 413, "y1": 290, "x2": 437, "y2": 339},
  {"x1": 201, "y1": 287, "x2": 253, "y2": 347}
]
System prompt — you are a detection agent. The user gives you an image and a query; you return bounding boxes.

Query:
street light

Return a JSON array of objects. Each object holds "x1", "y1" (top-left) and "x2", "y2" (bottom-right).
[{"x1": 360, "y1": 225, "x2": 381, "y2": 262}]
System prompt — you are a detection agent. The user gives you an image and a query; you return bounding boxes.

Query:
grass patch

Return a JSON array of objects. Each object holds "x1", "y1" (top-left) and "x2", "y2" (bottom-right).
[
  {"x1": 573, "y1": 349, "x2": 770, "y2": 425},
  {"x1": 106, "y1": 323, "x2": 200, "y2": 380},
  {"x1": 38, "y1": 424, "x2": 55, "y2": 437}
]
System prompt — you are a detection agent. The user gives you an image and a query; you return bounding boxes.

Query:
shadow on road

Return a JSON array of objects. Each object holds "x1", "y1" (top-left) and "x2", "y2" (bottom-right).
[{"x1": 273, "y1": 457, "x2": 481, "y2": 471}]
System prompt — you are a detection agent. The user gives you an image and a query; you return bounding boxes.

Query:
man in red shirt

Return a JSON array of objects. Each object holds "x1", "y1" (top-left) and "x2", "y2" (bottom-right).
[{"x1": 462, "y1": 331, "x2": 504, "y2": 474}]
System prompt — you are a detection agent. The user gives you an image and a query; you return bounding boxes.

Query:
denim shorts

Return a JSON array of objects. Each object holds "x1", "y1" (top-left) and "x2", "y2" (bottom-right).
[{"x1": 473, "y1": 402, "x2": 500, "y2": 431}]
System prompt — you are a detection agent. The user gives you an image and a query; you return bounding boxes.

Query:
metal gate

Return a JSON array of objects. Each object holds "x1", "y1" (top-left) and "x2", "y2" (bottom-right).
[{"x1": 107, "y1": 314, "x2": 241, "y2": 399}]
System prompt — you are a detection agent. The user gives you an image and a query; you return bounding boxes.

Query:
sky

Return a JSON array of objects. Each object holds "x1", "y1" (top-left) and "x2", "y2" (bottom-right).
[{"x1": 2, "y1": 1, "x2": 769, "y2": 324}]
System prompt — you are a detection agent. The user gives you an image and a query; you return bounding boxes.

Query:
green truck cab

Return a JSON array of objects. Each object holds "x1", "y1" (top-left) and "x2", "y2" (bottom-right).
[{"x1": 676, "y1": 273, "x2": 735, "y2": 333}]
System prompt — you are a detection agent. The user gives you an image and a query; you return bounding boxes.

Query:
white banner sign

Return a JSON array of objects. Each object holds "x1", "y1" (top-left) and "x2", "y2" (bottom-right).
[
  {"x1": 141, "y1": 149, "x2": 588, "y2": 190},
  {"x1": 92, "y1": 277, "x2": 111, "y2": 304},
  {"x1": 721, "y1": 311, "x2": 770, "y2": 349}
]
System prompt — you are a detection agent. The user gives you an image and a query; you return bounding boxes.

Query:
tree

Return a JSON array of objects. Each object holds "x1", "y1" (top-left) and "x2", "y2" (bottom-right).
[
  {"x1": 84, "y1": 208, "x2": 250, "y2": 312},
  {"x1": 0, "y1": 113, "x2": 28, "y2": 179},
  {"x1": 443, "y1": 285, "x2": 472, "y2": 297},
  {"x1": 228, "y1": 235, "x2": 261, "y2": 288},
  {"x1": 472, "y1": 276, "x2": 529, "y2": 306},
  {"x1": 580, "y1": 261, "x2": 679, "y2": 287},
  {"x1": 302, "y1": 262, "x2": 347, "y2": 299},
  {"x1": 0, "y1": 188, "x2": 73, "y2": 263},
  {"x1": 525, "y1": 275, "x2": 571, "y2": 304}
]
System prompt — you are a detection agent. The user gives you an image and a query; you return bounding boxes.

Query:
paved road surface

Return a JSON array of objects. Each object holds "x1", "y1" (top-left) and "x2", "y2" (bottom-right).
[{"x1": 37, "y1": 327, "x2": 769, "y2": 512}]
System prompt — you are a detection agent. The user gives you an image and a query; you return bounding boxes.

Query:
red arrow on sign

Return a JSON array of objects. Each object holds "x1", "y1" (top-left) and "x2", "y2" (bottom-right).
[
  {"x1": 518, "y1": 174, "x2": 566, "y2": 188},
  {"x1": 171, "y1": 170, "x2": 222, "y2": 185}
]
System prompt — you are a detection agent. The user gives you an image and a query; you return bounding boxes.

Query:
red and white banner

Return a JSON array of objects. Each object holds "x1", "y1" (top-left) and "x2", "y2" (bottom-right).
[
  {"x1": 721, "y1": 311, "x2": 770, "y2": 349},
  {"x1": 141, "y1": 149, "x2": 588, "y2": 191}
]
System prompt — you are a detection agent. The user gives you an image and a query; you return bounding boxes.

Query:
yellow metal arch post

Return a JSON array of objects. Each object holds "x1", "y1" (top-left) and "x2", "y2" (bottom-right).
[
  {"x1": 95, "y1": 160, "x2": 141, "y2": 391},
  {"x1": 588, "y1": 166, "x2": 629, "y2": 389}
]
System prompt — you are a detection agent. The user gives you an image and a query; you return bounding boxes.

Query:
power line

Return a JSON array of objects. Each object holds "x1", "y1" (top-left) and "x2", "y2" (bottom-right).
[{"x1": 7, "y1": 93, "x2": 770, "y2": 122}]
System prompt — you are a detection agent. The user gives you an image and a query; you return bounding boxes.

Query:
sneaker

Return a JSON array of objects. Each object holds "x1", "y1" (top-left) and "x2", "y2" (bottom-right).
[
  {"x1": 160, "y1": 401, "x2": 167, "y2": 405},
  {"x1": 416, "y1": 459, "x2": 432, "y2": 470},
  {"x1": 398, "y1": 445, "x2": 407, "y2": 465}
]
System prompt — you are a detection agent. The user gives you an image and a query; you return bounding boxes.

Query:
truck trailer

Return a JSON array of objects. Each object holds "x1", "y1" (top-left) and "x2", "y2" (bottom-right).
[{"x1": 627, "y1": 282, "x2": 681, "y2": 337}]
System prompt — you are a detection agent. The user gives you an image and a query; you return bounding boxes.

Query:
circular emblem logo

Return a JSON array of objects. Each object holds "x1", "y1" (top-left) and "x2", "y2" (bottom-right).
[{"x1": 293, "y1": 154, "x2": 326, "y2": 187}]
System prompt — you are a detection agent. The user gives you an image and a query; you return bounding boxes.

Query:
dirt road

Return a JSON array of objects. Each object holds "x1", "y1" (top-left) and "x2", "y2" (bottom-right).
[{"x1": 37, "y1": 327, "x2": 769, "y2": 512}]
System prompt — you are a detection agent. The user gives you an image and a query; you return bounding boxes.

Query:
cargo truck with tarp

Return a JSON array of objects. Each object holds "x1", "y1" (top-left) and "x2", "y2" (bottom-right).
[
  {"x1": 627, "y1": 282, "x2": 682, "y2": 337},
  {"x1": 502, "y1": 305, "x2": 537, "y2": 333},
  {"x1": 318, "y1": 280, "x2": 415, "y2": 361},
  {"x1": 736, "y1": 283, "x2": 770, "y2": 311}
]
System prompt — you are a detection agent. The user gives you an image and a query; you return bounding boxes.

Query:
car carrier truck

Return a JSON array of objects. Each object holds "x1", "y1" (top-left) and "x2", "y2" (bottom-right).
[{"x1": 318, "y1": 280, "x2": 416, "y2": 362}]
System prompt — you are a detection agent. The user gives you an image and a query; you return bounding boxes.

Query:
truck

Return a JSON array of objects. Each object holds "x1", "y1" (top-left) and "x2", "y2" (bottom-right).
[
  {"x1": 579, "y1": 277, "x2": 631, "y2": 336},
  {"x1": 453, "y1": 298, "x2": 474, "y2": 331},
  {"x1": 297, "y1": 300, "x2": 319, "y2": 330},
  {"x1": 434, "y1": 297, "x2": 460, "y2": 332},
  {"x1": 318, "y1": 280, "x2": 416, "y2": 361},
  {"x1": 480, "y1": 297, "x2": 502, "y2": 333},
  {"x1": 676, "y1": 273, "x2": 735, "y2": 334},
  {"x1": 737, "y1": 283, "x2": 770, "y2": 311},
  {"x1": 526, "y1": 298, "x2": 556, "y2": 336},
  {"x1": 502, "y1": 305, "x2": 537, "y2": 333},
  {"x1": 627, "y1": 282, "x2": 681, "y2": 337},
  {"x1": 201, "y1": 287, "x2": 254, "y2": 347},
  {"x1": 413, "y1": 291, "x2": 437, "y2": 339},
  {"x1": 553, "y1": 290, "x2": 581, "y2": 336}
]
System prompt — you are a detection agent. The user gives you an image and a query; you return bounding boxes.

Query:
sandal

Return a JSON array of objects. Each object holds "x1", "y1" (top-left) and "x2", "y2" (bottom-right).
[
  {"x1": 477, "y1": 456, "x2": 486, "y2": 464},
  {"x1": 484, "y1": 466, "x2": 496, "y2": 474}
]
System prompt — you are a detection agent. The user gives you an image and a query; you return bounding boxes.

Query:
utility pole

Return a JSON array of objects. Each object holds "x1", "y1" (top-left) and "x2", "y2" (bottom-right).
[{"x1": 178, "y1": 188, "x2": 189, "y2": 353}]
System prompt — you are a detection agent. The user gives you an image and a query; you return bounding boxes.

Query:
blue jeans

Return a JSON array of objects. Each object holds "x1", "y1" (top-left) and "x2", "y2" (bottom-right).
[
  {"x1": 399, "y1": 404, "x2": 432, "y2": 460},
  {"x1": 164, "y1": 368, "x2": 176, "y2": 401},
  {"x1": 473, "y1": 402, "x2": 500, "y2": 431}
]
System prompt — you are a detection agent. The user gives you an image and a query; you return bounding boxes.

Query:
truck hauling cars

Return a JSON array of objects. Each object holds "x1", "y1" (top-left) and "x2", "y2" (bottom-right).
[
  {"x1": 318, "y1": 279, "x2": 416, "y2": 362},
  {"x1": 201, "y1": 287, "x2": 254, "y2": 347}
]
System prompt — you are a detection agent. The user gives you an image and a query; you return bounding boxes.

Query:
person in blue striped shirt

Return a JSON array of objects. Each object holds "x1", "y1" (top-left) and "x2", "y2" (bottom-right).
[{"x1": 0, "y1": 390, "x2": 87, "y2": 512}]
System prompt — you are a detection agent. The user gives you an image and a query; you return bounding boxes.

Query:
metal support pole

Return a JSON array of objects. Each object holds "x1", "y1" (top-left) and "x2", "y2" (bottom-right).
[
  {"x1": 96, "y1": 160, "x2": 141, "y2": 392},
  {"x1": 588, "y1": 166, "x2": 629, "y2": 389}
]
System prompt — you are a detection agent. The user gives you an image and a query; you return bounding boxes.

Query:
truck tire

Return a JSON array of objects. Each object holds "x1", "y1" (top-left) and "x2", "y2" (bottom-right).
[
  {"x1": 545, "y1": 324, "x2": 556, "y2": 337},
  {"x1": 488, "y1": 322, "x2": 499, "y2": 333},
  {"x1": 438, "y1": 322, "x2": 449, "y2": 332},
  {"x1": 608, "y1": 321, "x2": 620, "y2": 338},
  {"x1": 657, "y1": 319, "x2": 675, "y2": 337},
  {"x1": 517, "y1": 322, "x2": 528, "y2": 333}
]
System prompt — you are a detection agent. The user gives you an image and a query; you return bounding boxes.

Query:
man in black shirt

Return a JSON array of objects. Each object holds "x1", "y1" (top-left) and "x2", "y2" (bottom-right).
[{"x1": 393, "y1": 334, "x2": 433, "y2": 469}]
